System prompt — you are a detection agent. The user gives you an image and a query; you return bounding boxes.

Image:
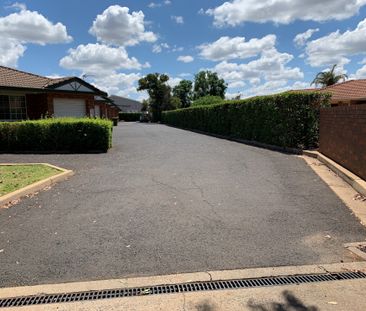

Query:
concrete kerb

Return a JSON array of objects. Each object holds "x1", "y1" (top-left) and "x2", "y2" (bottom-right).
[
  {"x1": 0, "y1": 262, "x2": 365, "y2": 299},
  {"x1": 0, "y1": 163, "x2": 74, "y2": 207},
  {"x1": 303, "y1": 150, "x2": 366, "y2": 197}
]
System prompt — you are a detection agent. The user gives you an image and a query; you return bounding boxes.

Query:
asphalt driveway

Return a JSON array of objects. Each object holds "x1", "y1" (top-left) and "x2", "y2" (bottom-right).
[{"x1": 0, "y1": 123, "x2": 365, "y2": 287}]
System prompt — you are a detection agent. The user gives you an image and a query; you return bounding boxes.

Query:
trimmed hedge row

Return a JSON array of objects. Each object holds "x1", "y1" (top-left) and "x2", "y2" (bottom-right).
[
  {"x1": 162, "y1": 92, "x2": 330, "y2": 149},
  {"x1": 119, "y1": 112, "x2": 141, "y2": 122},
  {"x1": 0, "y1": 118, "x2": 113, "y2": 153}
]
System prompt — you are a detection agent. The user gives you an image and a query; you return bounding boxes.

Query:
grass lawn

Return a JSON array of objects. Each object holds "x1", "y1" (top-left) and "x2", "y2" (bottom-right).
[{"x1": 0, "y1": 164, "x2": 61, "y2": 196}]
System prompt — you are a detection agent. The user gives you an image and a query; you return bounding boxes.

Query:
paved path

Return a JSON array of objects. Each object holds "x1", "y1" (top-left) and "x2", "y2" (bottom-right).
[{"x1": 0, "y1": 123, "x2": 365, "y2": 287}]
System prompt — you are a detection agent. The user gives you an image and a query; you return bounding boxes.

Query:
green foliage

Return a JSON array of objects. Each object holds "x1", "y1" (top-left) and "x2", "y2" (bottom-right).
[
  {"x1": 311, "y1": 64, "x2": 348, "y2": 87},
  {"x1": 162, "y1": 92, "x2": 331, "y2": 149},
  {"x1": 191, "y1": 95, "x2": 224, "y2": 107},
  {"x1": 119, "y1": 112, "x2": 141, "y2": 122},
  {"x1": 0, "y1": 118, "x2": 113, "y2": 153},
  {"x1": 173, "y1": 80, "x2": 193, "y2": 108},
  {"x1": 137, "y1": 73, "x2": 172, "y2": 122},
  {"x1": 193, "y1": 71, "x2": 227, "y2": 99},
  {"x1": 165, "y1": 96, "x2": 181, "y2": 110}
]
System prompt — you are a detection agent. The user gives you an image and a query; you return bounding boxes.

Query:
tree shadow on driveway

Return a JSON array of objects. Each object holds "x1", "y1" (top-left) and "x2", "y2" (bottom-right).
[
  {"x1": 194, "y1": 290, "x2": 319, "y2": 311},
  {"x1": 247, "y1": 290, "x2": 319, "y2": 311}
]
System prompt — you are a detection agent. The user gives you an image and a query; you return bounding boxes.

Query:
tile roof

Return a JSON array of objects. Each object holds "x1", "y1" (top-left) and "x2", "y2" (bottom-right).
[
  {"x1": 0, "y1": 66, "x2": 104, "y2": 95},
  {"x1": 289, "y1": 80, "x2": 366, "y2": 101},
  {"x1": 0, "y1": 66, "x2": 53, "y2": 89},
  {"x1": 319, "y1": 79, "x2": 366, "y2": 101}
]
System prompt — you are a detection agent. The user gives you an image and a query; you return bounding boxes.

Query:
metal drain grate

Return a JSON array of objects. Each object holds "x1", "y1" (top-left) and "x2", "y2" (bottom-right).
[{"x1": 1, "y1": 271, "x2": 365, "y2": 308}]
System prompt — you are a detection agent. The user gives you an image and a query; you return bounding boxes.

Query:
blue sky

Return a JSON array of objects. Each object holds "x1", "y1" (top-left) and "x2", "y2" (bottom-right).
[{"x1": 1, "y1": 0, "x2": 366, "y2": 99}]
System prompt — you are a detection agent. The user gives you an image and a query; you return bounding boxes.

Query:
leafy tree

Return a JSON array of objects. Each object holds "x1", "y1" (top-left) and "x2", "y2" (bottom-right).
[
  {"x1": 137, "y1": 73, "x2": 172, "y2": 122},
  {"x1": 193, "y1": 71, "x2": 227, "y2": 99},
  {"x1": 191, "y1": 95, "x2": 223, "y2": 107},
  {"x1": 311, "y1": 64, "x2": 348, "y2": 88},
  {"x1": 165, "y1": 96, "x2": 181, "y2": 110},
  {"x1": 172, "y1": 80, "x2": 193, "y2": 108}
]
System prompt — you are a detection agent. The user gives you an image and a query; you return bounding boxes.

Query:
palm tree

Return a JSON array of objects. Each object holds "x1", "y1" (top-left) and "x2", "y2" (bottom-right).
[{"x1": 311, "y1": 64, "x2": 348, "y2": 88}]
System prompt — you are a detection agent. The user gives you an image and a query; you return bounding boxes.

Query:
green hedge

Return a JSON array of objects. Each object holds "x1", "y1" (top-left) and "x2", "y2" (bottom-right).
[
  {"x1": 119, "y1": 112, "x2": 141, "y2": 122},
  {"x1": 162, "y1": 92, "x2": 330, "y2": 149},
  {"x1": 0, "y1": 118, "x2": 113, "y2": 153}
]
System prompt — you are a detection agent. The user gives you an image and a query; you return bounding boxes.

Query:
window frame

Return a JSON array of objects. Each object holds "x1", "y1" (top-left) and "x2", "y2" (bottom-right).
[{"x1": 0, "y1": 94, "x2": 27, "y2": 121}]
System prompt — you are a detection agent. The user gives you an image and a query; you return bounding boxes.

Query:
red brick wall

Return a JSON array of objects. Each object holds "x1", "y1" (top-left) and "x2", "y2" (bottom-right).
[
  {"x1": 26, "y1": 93, "x2": 48, "y2": 119},
  {"x1": 319, "y1": 105, "x2": 366, "y2": 180}
]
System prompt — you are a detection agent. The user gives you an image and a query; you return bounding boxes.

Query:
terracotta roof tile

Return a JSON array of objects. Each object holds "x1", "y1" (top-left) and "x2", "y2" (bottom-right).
[
  {"x1": 288, "y1": 80, "x2": 366, "y2": 101},
  {"x1": 0, "y1": 66, "x2": 105, "y2": 95},
  {"x1": 319, "y1": 79, "x2": 366, "y2": 101},
  {"x1": 0, "y1": 65, "x2": 60, "y2": 89}
]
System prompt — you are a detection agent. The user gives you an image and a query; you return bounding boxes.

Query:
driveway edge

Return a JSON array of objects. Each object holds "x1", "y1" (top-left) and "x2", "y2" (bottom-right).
[
  {"x1": 303, "y1": 151, "x2": 366, "y2": 197},
  {"x1": 163, "y1": 124, "x2": 302, "y2": 154},
  {"x1": 0, "y1": 163, "x2": 74, "y2": 207}
]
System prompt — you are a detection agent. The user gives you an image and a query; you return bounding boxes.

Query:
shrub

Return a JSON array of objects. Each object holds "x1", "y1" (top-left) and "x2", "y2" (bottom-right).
[
  {"x1": 119, "y1": 112, "x2": 141, "y2": 122},
  {"x1": 0, "y1": 118, "x2": 113, "y2": 153},
  {"x1": 162, "y1": 92, "x2": 330, "y2": 149},
  {"x1": 191, "y1": 95, "x2": 224, "y2": 107}
]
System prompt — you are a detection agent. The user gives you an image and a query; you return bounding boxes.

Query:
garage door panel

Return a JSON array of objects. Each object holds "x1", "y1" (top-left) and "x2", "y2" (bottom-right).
[{"x1": 53, "y1": 98, "x2": 86, "y2": 118}]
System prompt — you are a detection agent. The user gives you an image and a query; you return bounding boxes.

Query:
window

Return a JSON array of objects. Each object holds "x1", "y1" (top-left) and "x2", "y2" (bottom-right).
[{"x1": 0, "y1": 95, "x2": 26, "y2": 120}]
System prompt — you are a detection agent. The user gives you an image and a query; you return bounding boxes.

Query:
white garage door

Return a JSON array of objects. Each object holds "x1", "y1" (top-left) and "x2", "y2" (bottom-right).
[
  {"x1": 95, "y1": 105, "x2": 101, "y2": 117},
  {"x1": 53, "y1": 98, "x2": 86, "y2": 118}
]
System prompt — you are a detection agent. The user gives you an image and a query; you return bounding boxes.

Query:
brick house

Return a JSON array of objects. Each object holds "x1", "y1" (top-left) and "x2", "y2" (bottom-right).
[{"x1": 0, "y1": 66, "x2": 120, "y2": 121}]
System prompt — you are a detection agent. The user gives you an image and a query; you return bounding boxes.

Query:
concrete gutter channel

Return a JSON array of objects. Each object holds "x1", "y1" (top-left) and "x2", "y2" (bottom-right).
[
  {"x1": 0, "y1": 163, "x2": 73, "y2": 208},
  {"x1": 1, "y1": 262, "x2": 366, "y2": 310}
]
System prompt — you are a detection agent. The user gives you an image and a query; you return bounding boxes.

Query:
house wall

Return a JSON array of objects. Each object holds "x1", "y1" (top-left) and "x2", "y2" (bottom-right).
[
  {"x1": 26, "y1": 92, "x2": 96, "y2": 118},
  {"x1": 319, "y1": 105, "x2": 366, "y2": 180},
  {"x1": 46, "y1": 92, "x2": 95, "y2": 117},
  {"x1": 26, "y1": 93, "x2": 48, "y2": 119},
  {"x1": 94, "y1": 101, "x2": 120, "y2": 119}
]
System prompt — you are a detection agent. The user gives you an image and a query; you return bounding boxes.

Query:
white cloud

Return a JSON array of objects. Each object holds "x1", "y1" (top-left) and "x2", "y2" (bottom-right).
[
  {"x1": 167, "y1": 77, "x2": 182, "y2": 88},
  {"x1": 198, "y1": 8, "x2": 205, "y2": 15},
  {"x1": 228, "y1": 81, "x2": 246, "y2": 88},
  {"x1": 171, "y1": 16, "x2": 184, "y2": 24},
  {"x1": 210, "y1": 46, "x2": 304, "y2": 98},
  {"x1": 0, "y1": 6, "x2": 72, "y2": 45},
  {"x1": 148, "y1": 1, "x2": 171, "y2": 8},
  {"x1": 60, "y1": 43, "x2": 147, "y2": 76},
  {"x1": 8, "y1": 2, "x2": 27, "y2": 11},
  {"x1": 0, "y1": 39, "x2": 25, "y2": 67},
  {"x1": 350, "y1": 64, "x2": 366, "y2": 79},
  {"x1": 152, "y1": 42, "x2": 170, "y2": 53},
  {"x1": 178, "y1": 73, "x2": 192, "y2": 77},
  {"x1": 206, "y1": 0, "x2": 366, "y2": 27},
  {"x1": 198, "y1": 35, "x2": 276, "y2": 61},
  {"x1": 172, "y1": 46, "x2": 184, "y2": 52},
  {"x1": 213, "y1": 48, "x2": 303, "y2": 83},
  {"x1": 241, "y1": 80, "x2": 310, "y2": 98},
  {"x1": 177, "y1": 55, "x2": 194, "y2": 63},
  {"x1": 92, "y1": 72, "x2": 141, "y2": 97},
  {"x1": 0, "y1": 4, "x2": 71, "y2": 67},
  {"x1": 89, "y1": 5, "x2": 157, "y2": 47},
  {"x1": 305, "y1": 18, "x2": 366, "y2": 67},
  {"x1": 294, "y1": 28, "x2": 319, "y2": 47},
  {"x1": 148, "y1": 2, "x2": 161, "y2": 8}
]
